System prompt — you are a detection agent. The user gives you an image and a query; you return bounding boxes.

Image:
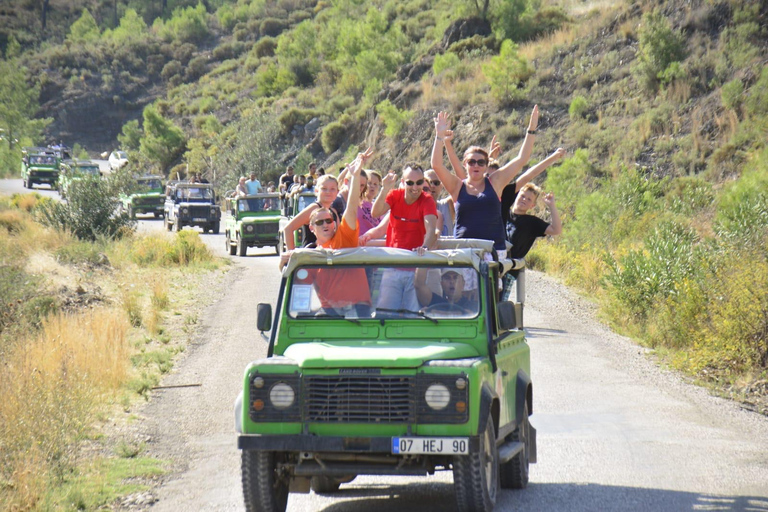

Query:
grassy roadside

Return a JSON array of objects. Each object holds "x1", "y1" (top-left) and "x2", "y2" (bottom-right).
[{"x1": 0, "y1": 192, "x2": 227, "y2": 511}]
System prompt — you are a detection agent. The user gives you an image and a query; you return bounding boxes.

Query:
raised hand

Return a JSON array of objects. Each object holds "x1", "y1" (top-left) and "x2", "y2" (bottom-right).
[
  {"x1": 434, "y1": 111, "x2": 451, "y2": 139},
  {"x1": 543, "y1": 192, "x2": 556, "y2": 209},
  {"x1": 528, "y1": 105, "x2": 539, "y2": 133},
  {"x1": 553, "y1": 147, "x2": 566, "y2": 160},
  {"x1": 488, "y1": 134, "x2": 501, "y2": 159},
  {"x1": 382, "y1": 170, "x2": 398, "y2": 190}
]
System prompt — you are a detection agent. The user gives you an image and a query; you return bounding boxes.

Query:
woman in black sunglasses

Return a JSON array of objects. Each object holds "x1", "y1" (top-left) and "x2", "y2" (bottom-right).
[{"x1": 430, "y1": 106, "x2": 539, "y2": 256}]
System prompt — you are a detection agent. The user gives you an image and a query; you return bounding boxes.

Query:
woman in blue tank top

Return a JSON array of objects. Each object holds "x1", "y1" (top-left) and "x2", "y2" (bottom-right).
[{"x1": 430, "y1": 106, "x2": 540, "y2": 253}]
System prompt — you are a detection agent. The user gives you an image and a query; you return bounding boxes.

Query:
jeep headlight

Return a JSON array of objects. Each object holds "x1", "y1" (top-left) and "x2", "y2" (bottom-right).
[
  {"x1": 182, "y1": 207, "x2": 189, "y2": 215},
  {"x1": 246, "y1": 225, "x2": 255, "y2": 233},
  {"x1": 269, "y1": 382, "x2": 295, "y2": 409},
  {"x1": 425, "y1": 383, "x2": 451, "y2": 410},
  {"x1": 211, "y1": 207, "x2": 217, "y2": 216}
]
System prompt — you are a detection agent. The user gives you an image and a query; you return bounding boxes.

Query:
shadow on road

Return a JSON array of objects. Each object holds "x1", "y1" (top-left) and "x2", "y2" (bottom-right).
[{"x1": 313, "y1": 481, "x2": 768, "y2": 512}]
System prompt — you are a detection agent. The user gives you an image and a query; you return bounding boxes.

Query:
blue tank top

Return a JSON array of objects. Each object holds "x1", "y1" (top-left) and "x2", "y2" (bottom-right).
[{"x1": 454, "y1": 177, "x2": 506, "y2": 250}]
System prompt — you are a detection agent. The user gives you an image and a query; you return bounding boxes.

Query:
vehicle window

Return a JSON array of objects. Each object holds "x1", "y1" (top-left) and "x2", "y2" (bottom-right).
[
  {"x1": 297, "y1": 195, "x2": 313, "y2": 212},
  {"x1": 81, "y1": 166, "x2": 100, "y2": 176},
  {"x1": 178, "y1": 188, "x2": 213, "y2": 200},
  {"x1": 288, "y1": 265, "x2": 480, "y2": 320},
  {"x1": 136, "y1": 179, "x2": 161, "y2": 191},
  {"x1": 238, "y1": 197, "x2": 280, "y2": 212}
]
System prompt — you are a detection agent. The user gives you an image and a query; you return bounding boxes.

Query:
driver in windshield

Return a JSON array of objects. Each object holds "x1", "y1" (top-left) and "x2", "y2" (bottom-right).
[{"x1": 415, "y1": 268, "x2": 477, "y2": 312}]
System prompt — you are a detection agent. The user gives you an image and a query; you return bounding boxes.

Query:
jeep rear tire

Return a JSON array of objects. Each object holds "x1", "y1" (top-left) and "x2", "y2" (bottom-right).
[
  {"x1": 241, "y1": 451, "x2": 288, "y2": 512},
  {"x1": 164, "y1": 215, "x2": 172, "y2": 231},
  {"x1": 453, "y1": 414, "x2": 499, "y2": 512},
  {"x1": 227, "y1": 232, "x2": 237, "y2": 255},
  {"x1": 501, "y1": 402, "x2": 530, "y2": 489},
  {"x1": 237, "y1": 235, "x2": 247, "y2": 257},
  {"x1": 212, "y1": 221, "x2": 220, "y2": 235}
]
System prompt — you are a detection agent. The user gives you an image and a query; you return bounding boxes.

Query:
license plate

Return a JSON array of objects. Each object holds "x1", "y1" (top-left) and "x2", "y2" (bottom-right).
[
  {"x1": 192, "y1": 218, "x2": 207, "y2": 222},
  {"x1": 392, "y1": 437, "x2": 469, "y2": 455}
]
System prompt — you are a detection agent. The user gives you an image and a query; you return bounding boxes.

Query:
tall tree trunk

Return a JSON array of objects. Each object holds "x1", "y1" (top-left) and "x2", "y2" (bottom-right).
[
  {"x1": 481, "y1": 0, "x2": 490, "y2": 19},
  {"x1": 113, "y1": 0, "x2": 118, "y2": 27},
  {"x1": 41, "y1": 0, "x2": 49, "y2": 30},
  {"x1": 162, "y1": 0, "x2": 167, "y2": 16}
]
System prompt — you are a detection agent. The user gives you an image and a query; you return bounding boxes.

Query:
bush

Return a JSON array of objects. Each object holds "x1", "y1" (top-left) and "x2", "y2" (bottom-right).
[
  {"x1": 632, "y1": 10, "x2": 686, "y2": 92},
  {"x1": 433, "y1": 52, "x2": 460, "y2": 76},
  {"x1": 278, "y1": 107, "x2": 321, "y2": 134},
  {"x1": 185, "y1": 56, "x2": 208, "y2": 81},
  {"x1": 260, "y1": 18, "x2": 287, "y2": 37},
  {"x1": 375, "y1": 99, "x2": 414, "y2": 137},
  {"x1": 253, "y1": 36, "x2": 277, "y2": 58},
  {"x1": 569, "y1": 95, "x2": 589, "y2": 120},
  {"x1": 721, "y1": 78, "x2": 745, "y2": 111},
  {"x1": 482, "y1": 39, "x2": 533, "y2": 105},
  {"x1": 155, "y1": 3, "x2": 210, "y2": 44},
  {"x1": 161, "y1": 60, "x2": 183, "y2": 83},
  {"x1": 321, "y1": 121, "x2": 346, "y2": 154},
  {"x1": 36, "y1": 174, "x2": 133, "y2": 241}
]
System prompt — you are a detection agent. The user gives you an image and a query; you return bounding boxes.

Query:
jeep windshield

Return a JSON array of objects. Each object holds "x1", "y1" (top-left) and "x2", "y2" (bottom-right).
[
  {"x1": 177, "y1": 187, "x2": 214, "y2": 200},
  {"x1": 238, "y1": 197, "x2": 280, "y2": 212},
  {"x1": 136, "y1": 179, "x2": 162, "y2": 190},
  {"x1": 29, "y1": 155, "x2": 56, "y2": 165},
  {"x1": 288, "y1": 264, "x2": 480, "y2": 320},
  {"x1": 77, "y1": 166, "x2": 100, "y2": 176}
]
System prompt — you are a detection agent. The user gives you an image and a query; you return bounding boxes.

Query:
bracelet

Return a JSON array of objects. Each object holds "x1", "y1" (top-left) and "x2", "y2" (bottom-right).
[
  {"x1": 436, "y1": 136, "x2": 444, "y2": 141},
  {"x1": 527, "y1": 130, "x2": 537, "y2": 135}
]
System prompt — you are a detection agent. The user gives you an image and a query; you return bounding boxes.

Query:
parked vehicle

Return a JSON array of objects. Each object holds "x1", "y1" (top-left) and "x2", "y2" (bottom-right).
[
  {"x1": 277, "y1": 191, "x2": 316, "y2": 253},
  {"x1": 108, "y1": 150, "x2": 129, "y2": 171},
  {"x1": 164, "y1": 182, "x2": 220, "y2": 233},
  {"x1": 235, "y1": 239, "x2": 535, "y2": 512},
  {"x1": 224, "y1": 193, "x2": 282, "y2": 256},
  {"x1": 58, "y1": 159, "x2": 101, "y2": 199},
  {"x1": 119, "y1": 175, "x2": 165, "y2": 218},
  {"x1": 21, "y1": 147, "x2": 59, "y2": 189}
]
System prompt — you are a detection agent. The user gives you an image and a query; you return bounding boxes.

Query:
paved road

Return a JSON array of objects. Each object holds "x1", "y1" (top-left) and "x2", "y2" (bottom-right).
[{"x1": 3, "y1": 180, "x2": 767, "y2": 511}]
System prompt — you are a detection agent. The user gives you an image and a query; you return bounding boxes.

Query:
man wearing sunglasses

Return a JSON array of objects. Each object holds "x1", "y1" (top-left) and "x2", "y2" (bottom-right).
[{"x1": 370, "y1": 163, "x2": 438, "y2": 312}]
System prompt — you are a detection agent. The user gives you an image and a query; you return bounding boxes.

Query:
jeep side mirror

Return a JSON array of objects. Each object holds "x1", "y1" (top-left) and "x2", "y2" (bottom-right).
[
  {"x1": 498, "y1": 301, "x2": 522, "y2": 330},
  {"x1": 257, "y1": 303, "x2": 272, "y2": 333}
]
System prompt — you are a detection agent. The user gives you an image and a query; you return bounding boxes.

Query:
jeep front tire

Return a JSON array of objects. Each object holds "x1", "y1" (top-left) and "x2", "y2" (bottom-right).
[
  {"x1": 453, "y1": 414, "x2": 499, "y2": 512},
  {"x1": 241, "y1": 451, "x2": 288, "y2": 512}
]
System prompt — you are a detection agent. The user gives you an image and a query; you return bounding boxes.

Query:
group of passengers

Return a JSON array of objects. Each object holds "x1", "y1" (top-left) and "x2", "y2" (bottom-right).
[{"x1": 278, "y1": 106, "x2": 566, "y2": 314}]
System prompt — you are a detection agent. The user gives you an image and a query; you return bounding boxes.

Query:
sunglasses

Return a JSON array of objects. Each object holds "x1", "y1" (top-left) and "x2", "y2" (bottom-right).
[
  {"x1": 313, "y1": 218, "x2": 335, "y2": 226},
  {"x1": 466, "y1": 159, "x2": 487, "y2": 167},
  {"x1": 405, "y1": 179, "x2": 425, "y2": 186},
  {"x1": 429, "y1": 180, "x2": 441, "y2": 186}
]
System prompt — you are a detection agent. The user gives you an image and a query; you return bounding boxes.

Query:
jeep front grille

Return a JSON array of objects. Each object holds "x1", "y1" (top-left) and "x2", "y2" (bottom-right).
[
  {"x1": 304, "y1": 375, "x2": 414, "y2": 423},
  {"x1": 134, "y1": 196, "x2": 163, "y2": 207},
  {"x1": 188, "y1": 206, "x2": 211, "y2": 218},
  {"x1": 253, "y1": 222, "x2": 279, "y2": 234}
]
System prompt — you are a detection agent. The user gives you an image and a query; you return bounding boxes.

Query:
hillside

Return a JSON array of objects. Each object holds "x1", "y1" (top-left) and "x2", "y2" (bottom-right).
[{"x1": 1, "y1": 0, "x2": 767, "y2": 405}]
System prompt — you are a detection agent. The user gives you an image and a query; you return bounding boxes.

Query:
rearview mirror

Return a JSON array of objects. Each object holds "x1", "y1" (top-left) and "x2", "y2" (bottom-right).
[
  {"x1": 257, "y1": 303, "x2": 272, "y2": 333},
  {"x1": 497, "y1": 301, "x2": 522, "y2": 330}
]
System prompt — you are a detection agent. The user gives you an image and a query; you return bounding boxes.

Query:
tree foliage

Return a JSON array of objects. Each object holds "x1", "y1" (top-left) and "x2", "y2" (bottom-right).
[
  {"x1": 482, "y1": 39, "x2": 533, "y2": 104},
  {"x1": 68, "y1": 9, "x2": 100, "y2": 43},
  {"x1": 139, "y1": 105, "x2": 186, "y2": 171}
]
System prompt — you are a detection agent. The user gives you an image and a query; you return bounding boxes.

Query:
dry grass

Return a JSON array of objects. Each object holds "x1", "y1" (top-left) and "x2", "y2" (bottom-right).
[{"x1": 0, "y1": 309, "x2": 129, "y2": 510}]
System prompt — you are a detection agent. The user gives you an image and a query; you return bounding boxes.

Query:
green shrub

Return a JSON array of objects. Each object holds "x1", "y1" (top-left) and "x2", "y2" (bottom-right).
[
  {"x1": 447, "y1": 35, "x2": 497, "y2": 56},
  {"x1": 67, "y1": 8, "x2": 100, "y2": 43},
  {"x1": 155, "y1": 3, "x2": 210, "y2": 44},
  {"x1": 632, "y1": 10, "x2": 686, "y2": 92},
  {"x1": 253, "y1": 36, "x2": 277, "y2": 58},
  {"x1": 375, "y1": 100, "x2": 414, "y2": 137},
  {"x1": 260, "y1": 18, "x2": 287, "y2": 37},
  {"x1": 606, "y1": 221, "x2": 705, "y2": 320},
  {"x1": 482, "y1": 39, "x2": 533, "y2": 105},
  {"x1": 161, "y1": 60, "x2": 183, "y2": 83},
  {"x1": 666, "y1": 176, "x2": 715, "y2": 216},
  {"x1": 185, "y1": 56, "x2": 208, "y2": 81},
  {"x1": 278, "y1": 107, "x2": 321, "y2": 134},
  {"x1": 721, "y1": 79, "x2": 745, "y2": 111},
  {"x1": 55, "y1": 241, "x2": 107, "y2": 266},
  {"x1": 36, "y1": 174, "x2": 133, "y2": 242},
  {"x1": 569, "y1": 95, "x2": 589, "y2": 120},
  {"x1": 321, "y1": 121, "x2": 346, "y2": 154},
  {"x1": 715, "y1": 147, "x2": 768, "y2": 249},
  {"x1": 433, "y1": 52, "x2": 460, "y2": 76},
  {"x1": 212, "y1": 41, "x2": 244, "y2": 61},
  {"x1": 744, "y1": 66, "x2": 768, "y2": 119}
]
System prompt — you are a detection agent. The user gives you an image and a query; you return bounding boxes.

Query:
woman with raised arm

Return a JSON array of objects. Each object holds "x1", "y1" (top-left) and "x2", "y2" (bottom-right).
[
  {"x1": 281, "y1": 172, "x2": 344, "y2": 251},
  {"x1": 430, "y1": 106, "x2": 539, "y2": 256}
]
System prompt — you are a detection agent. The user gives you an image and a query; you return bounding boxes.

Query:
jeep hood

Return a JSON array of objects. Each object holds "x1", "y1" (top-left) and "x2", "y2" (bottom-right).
[{"x1": 282, "y1": 341, "x2": 480, "y2": 369}]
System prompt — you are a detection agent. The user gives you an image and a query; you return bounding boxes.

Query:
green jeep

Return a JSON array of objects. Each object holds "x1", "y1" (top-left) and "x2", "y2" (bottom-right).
[
  {"x1": 225, "y1": 193, "x2": 282, "y2": 256},
  {"x1": 21, "y1": 147, "x2": 59, "y2": 189},
  {"x1": 119, "y1": 175, "x2": 165, "y2": 219},
  {"x1": 235, "y1": 239, "x2": 535, "y2": 512},
  {"x1": 58, "y1": 159, "x2": 101, "y2": 199}
]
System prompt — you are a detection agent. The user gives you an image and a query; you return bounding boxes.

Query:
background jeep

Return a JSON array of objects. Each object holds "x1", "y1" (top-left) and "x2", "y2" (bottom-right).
[
  {"x1": 119, "y1": 175, "x2": 165, "y2": 219},
  {"x1": 21, "y1": 147, "x2": 60, "y2": 189},
  {"x1": 163, "y1": 182, "x2": 220, "y2": 234},
  {"x1": 58, "y1": 159, "x2": 101, "y2": 199},
  {"x1": 235, "y1": 239, "x2": 535, "y2": 512},
  {"x1": 224, "y1": 193, "x2": 282, "y2": 256}
]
